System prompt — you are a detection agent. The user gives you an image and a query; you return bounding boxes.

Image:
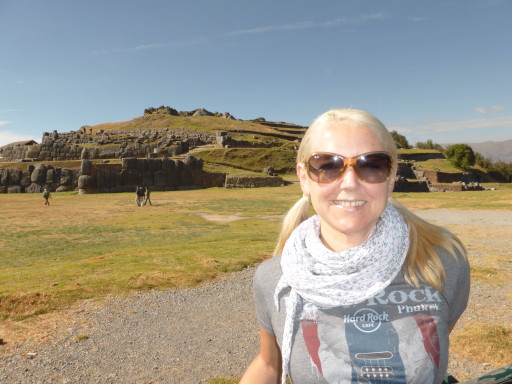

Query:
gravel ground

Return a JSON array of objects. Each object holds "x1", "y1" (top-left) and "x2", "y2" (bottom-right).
[{"x1": 1, "y1": 209, "x2": 510, "y2": 383}]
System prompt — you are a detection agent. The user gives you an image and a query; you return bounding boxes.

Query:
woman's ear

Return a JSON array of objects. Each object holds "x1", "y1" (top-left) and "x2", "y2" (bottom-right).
[{"x1": 297, "y1": 163, "x2": 311, "y2": 197}]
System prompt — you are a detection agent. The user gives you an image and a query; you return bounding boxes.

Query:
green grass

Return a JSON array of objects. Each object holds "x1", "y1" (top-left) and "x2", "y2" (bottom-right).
[
  {"x1": 194, "y1": 144, "x2": 297, "y2": 174},
  {"x1": 0, "y1": 185, "x2": 302, "y2": 320},
  {"x1": 393, "y1": 183, "x2": 512, "y2": 210}
]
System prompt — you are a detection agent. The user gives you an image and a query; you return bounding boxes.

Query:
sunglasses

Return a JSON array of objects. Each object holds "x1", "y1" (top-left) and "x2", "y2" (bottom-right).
[{"x1": 306, "y1": 151, "x2": 393, "y2": 184}]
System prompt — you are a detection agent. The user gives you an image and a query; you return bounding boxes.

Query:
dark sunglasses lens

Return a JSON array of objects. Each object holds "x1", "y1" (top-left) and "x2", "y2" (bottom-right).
[
  {"x1": 308, "y1": 154, "x2": 345, "y2": 183},
  {"x1": 356, "y1": 153, "x2": 392, "y2": 183}
]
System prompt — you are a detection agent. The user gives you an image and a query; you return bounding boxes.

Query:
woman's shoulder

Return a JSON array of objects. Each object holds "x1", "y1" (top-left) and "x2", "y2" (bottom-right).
[
  {"x1": 254, "y1": 255, "x2": 283, "y2": 289},
  {"x1": 436, "y1": 246, "x2": 470, "y2": 276}
]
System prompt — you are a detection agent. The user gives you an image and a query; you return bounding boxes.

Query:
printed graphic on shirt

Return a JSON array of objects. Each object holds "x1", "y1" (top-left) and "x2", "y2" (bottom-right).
[
  {"x1": 300, "y1": 286, "x2": 443, "y2": 383},
  {"x1": 345, "y1": 313, "x2": 405, "y2": 382}
]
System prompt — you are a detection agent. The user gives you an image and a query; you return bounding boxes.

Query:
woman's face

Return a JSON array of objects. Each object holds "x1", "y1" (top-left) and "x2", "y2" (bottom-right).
[{"x1": 297, "y1": 121, "x2": 395, "y2": 252}]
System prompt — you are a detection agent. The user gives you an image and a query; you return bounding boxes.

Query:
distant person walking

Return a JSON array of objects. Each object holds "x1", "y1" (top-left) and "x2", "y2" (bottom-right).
[
  {"x1": 43, "y1": 188, "x2": 51, "y2": 205},
  {"x1": 144, "y1": 186, "x2": 152, "y2": 206},
  {"x1": 135, "y1": 186, "x2": 145, "y2": 206}
]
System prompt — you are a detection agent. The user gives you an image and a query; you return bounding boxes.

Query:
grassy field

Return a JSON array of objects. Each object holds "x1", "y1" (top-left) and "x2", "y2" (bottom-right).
[
  {"x1": 1, "y1": 183, "x2": 511, "y2": 381},
  {"x1": 0, "y1": 185, "x2": 304, "y2": 320},
  {"x1": 1, "y1": 182, "x2": 511, "y2": 321}
]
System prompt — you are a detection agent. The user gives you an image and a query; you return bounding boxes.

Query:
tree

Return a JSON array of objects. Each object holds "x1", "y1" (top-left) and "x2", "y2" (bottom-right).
[
  {"x1": 474, "y1": 152, "x2": 493, "y2": 169},
  {"x1": 416, "y1": 139, "x2": 444, "y2": 152},
  {"x1": 491, "y1": 161, "x2": 512, "y2": 182},
  {"x1": 444, "y1": 144, "x2": 476, "y2": 169},
  {"x1": 390, "y1": 131, "x2": 410, "y2": 149}
]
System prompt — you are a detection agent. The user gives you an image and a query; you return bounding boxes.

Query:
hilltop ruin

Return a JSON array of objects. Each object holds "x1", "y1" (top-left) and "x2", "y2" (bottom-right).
[{"x1": 0, "y1": 106, "x2": 487, "y2": 194}]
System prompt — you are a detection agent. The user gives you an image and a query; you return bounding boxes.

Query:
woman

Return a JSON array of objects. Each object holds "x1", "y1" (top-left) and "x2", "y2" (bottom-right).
[{"x1": 240, "y1": 108, "x2": 470, "y2": 383}]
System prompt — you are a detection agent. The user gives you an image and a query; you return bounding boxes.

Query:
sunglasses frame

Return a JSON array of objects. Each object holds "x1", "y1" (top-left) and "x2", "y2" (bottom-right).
[{"x1": 305, "y1": 151, "x2": 394, "y2": 185}]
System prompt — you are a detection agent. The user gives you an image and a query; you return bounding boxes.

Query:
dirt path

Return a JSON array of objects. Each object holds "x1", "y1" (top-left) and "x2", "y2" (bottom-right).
[{"x1": 1, "y1": 209, "x2": 510, "y2": 383}]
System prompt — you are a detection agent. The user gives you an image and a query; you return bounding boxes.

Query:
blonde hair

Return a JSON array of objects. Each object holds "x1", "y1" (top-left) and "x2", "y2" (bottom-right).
[{"x1": 273, "y1": 108, "x2": 466, "y2": 291}]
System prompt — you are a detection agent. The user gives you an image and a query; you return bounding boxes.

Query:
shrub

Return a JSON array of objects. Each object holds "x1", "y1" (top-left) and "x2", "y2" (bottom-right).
[{"x1": 444, "y1": 144, "x2": 475, "y2": 170}]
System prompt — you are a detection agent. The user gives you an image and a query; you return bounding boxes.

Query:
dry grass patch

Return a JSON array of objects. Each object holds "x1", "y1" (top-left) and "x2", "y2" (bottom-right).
[
  {"x1": 470, "y1": 265, "x2": 504, "y2": 284},
  {"x1": 451, "y1": 323, "x2": 512, "y2": 367},
  {"x1": 0, "y1": 292, "x2": 55, "y2": 320}
]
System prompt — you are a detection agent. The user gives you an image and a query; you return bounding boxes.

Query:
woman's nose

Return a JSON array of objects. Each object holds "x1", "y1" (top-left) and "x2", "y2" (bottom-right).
[{"x1": 339, "y1": 165, "x2": 360, "y2": 188}]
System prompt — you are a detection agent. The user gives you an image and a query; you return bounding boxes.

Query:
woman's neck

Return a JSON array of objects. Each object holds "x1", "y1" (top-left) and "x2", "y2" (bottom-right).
[{"x1": 319, "y1": 224, "x2": 375, "y2": 253}]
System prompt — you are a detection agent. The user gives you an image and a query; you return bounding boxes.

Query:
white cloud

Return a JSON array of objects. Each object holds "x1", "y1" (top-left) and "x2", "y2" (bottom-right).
[
  {"x1": 91, "y1": 37, "x2": 209, "y2": 55},
  {"x1": 93, "y1": 12, "x2": 389, "y2": 54},
  {"x1": 0, "y1": 130, "x2": 39, "y2": 147},
  {"x1": 227, "y1": 21, "x2": 315, "y2": 36},
  {"x1": 475, "y1": 105, "x2": 505, "y2": 115},
  {"x1": 228, "y1": 12, "x2": 388, "y2": 36},
  {"x1": 390, "y1": 115, "x2": 512, "y2": 136}
]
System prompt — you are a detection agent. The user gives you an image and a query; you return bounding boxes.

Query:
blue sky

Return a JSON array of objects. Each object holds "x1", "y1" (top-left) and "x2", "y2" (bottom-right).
[{"x1": 1, "y1": 0, "x2": 511, "y2": 147}]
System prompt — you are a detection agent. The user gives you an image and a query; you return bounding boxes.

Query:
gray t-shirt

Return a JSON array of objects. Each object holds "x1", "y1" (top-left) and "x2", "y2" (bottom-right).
[{"x1": 254, "y1": 250, "x2": 470, "y2": 384}]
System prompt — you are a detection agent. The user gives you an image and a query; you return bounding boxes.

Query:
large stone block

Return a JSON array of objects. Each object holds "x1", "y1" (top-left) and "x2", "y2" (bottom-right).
[
  {"x1": 80, "y1": 160, "x2": 92, "y2": 175},
  {"x1": 142, "y1": 171, "x2": 154, "y2": 186},
  {"x1": 25, "y1": 183, "x2": 43, "y2": 193},
  {"x1": 184, "y1": 155, "x2": 202, "y2": 170},
  {"x1": 166, "y1": 170, "x2": 178, "y2": 187},
  {"x1": 0, "y1": 169, "x2": 8, "y2": 186},
  {"x1": 46, "y1": 169, "x2": 55, "y2": 184},
  {"x1": 122, "y1": 157, "x2": 137, "y2": 170},
  {"x1": 136, "y1": 159, "x2": 147, "y2": 172},
  {"x1": 191, "y1": 169, "x2": 203, "y2": 186},
  {"x1": 7, "y1": 185, "x2": 22, "y2": 193},
  {"x1": 56, "y1": 185, "x2": 74, "y2": 192},
  {"x1": 96, "y1": 171, "x2": 106, "y2": 188},
  {"x1": 148, "y1": 158, "x2": 162, "y2": 172},
  {"x1": 26, "y1": 147, "x2": 40, "y2": 158},
  {"x1": 120, "y1": 169, "x2": 142, "y2": 185},
  {"x1": 154, "y1": 170, "x2": 166, "y2": 187},
  {"x1": 31, "y1": 164, "x2": 47, "y2": 183},
  {"x1": 78, "y1": 174, "x2": 96, "y2": 189},
  {"x1": 179, "y1": 169, "x2": 193, "y2": 186},
  {"x1": 20, "y1": 173, "x2": 32, "y2": 188},
  {"x1": 105, "y1": 172, "x2": 117, "y2": 188},
  {"x1": 174, "y1": 159, "x2": 184, "y2": 171},
  {"x1": 60, "y1": 169, "x2": 74, "y2": 185},
  {"x1": 161, "y1": 157, "x2": 175, "y2": 171},
  {"x1": 8, "y1": 169, "x2": 21, "y2": 185}
]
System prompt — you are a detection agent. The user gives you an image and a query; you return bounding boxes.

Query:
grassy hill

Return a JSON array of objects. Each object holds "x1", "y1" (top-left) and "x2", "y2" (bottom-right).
[
  {"x1": 92, "y1": 111, "x2": 304, "y2": 175},
  {"x1": 0, "y1": 109, "x2": 505, "y2": 183}
]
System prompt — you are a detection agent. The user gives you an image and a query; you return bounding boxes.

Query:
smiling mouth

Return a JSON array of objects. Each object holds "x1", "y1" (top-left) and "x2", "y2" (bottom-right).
[{"x1": 333, "y1": 200, "x2": 366, "y2": 207}]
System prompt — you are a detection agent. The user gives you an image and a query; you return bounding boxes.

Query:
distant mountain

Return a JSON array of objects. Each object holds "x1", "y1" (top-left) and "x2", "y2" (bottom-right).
[{"x1": 465, "y1": 139, "x2": 512, "y2": 163}]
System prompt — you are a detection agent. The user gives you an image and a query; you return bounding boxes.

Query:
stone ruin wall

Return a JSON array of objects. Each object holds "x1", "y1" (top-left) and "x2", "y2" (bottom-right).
[
  {"x1": 0, "y1": 127, "x2": 278, "y2": 163},
  {"x1": 0, "y1": 154, "x2": 229, "y2": 194},
  {"x1": 0, "y1": 128, "x2": 224, "y2": 162},
  {"x1": 397, "y1": 161, "x2": 483, "y2": 192}
]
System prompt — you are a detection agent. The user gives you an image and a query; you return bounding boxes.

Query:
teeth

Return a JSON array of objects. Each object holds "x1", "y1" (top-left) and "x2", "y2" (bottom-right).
[{"x1": 334, "y1": 200, "x2": 365, "y2": 207}]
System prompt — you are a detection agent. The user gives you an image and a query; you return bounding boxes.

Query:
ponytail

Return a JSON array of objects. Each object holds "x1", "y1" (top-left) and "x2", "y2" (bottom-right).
[
  {"x1": 273, "y1": 195, "x2": 311, "y2": 256},
  {"x1": 389, "y1": 197, "x2": 467, "y2": 291}
]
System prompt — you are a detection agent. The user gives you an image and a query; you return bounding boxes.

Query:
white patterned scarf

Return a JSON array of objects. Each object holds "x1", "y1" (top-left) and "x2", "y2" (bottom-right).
[{"x1": 274, "y1": 203, "x2": 409, "y2": 384}]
